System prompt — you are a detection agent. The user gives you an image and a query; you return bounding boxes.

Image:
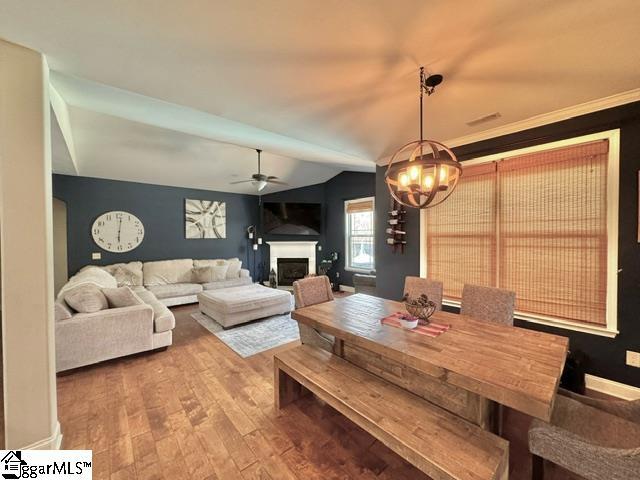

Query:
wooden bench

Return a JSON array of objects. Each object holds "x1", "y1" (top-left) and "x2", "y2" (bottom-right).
[{"x1": 274, "y1": 345, "x2": 509, "y2": 480}]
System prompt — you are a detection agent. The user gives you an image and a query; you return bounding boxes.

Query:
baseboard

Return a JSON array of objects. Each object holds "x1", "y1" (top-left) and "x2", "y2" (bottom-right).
[
  {"x1": 339, "y1": 285, "x2": 355, "y2": 293},
  {"x1": 20, "y1": 420, "x2": 62, "y2": 450},
  {"x1": 585, "y1": 374, "x2": 640, "y2": 400}
]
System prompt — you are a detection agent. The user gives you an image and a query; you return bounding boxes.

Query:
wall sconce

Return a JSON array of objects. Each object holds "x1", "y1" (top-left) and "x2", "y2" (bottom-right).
[{"x1": 257, "y1": 237, "x2": 263, "y2": 245}]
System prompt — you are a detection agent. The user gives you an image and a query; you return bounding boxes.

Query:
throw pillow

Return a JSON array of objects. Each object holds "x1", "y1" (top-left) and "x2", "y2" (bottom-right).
[
  {"x1": 110, "y1": 265, "x2": 142, "y2": 287},
  {"x1": 192, "y1": 266, "x2": 215, "y2": 283},
  {"x1": 102, "y1": 287, "x2": 145, "y2": 308},
  {"x1": 54, "y1": 301, "x2": 73, "y2": 321},
  {"x1": 226, "y1": 259, "x2": 242, "y2": 279},
  {"x1": 211, "y1": 262, "x2": 229, "y2": 281},
  {"x1": 64, "y1": 285, "x2": 108, "y2": 313}
]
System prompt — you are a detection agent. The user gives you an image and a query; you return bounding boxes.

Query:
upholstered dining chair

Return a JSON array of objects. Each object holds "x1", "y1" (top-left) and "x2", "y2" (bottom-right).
[
  {"x1": 528, "y1": 392, "x2": 640, "y2": 480},
  {"x1": 403, "y1": 276, "x2": 443, "y2": 311},
  {"x1": 460, "y1": 284, "x2": 516, "y2": 326},
  {"x1": 292, "y1": 275, "x2": 335, "y2": 352}
]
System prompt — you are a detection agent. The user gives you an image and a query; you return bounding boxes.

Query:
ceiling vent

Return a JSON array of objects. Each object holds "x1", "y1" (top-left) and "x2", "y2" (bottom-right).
[{"x1": 466, "y1": 112, "x2": 501, "y2": 127}]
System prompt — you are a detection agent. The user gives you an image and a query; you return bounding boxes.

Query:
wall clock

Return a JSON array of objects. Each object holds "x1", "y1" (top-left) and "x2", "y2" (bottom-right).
[{"x1": 92, "y1": 211, "x2": 144, "y2": 252}]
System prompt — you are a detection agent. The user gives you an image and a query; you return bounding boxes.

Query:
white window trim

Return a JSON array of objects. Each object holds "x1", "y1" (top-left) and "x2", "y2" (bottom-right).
[
  {"x1": 345, "y1": 196, "x2": 375, "y2": 273},
  {"x1": 420, "y1": 129, "x2": 620, "y2": 338}
]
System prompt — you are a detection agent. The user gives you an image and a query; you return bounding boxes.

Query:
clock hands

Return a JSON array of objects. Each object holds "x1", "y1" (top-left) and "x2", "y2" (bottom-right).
[{"x1": 117, "y1": 217, "x2": 122, "y2": 243}]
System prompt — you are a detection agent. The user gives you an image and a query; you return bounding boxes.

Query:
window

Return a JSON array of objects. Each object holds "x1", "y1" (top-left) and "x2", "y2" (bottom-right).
[
  {"x1": 421, "y1": 130, "x2": 619, "y2": 337},
  {"x1": 345, "y1": 197, "x2": 375, "y2": 272}
]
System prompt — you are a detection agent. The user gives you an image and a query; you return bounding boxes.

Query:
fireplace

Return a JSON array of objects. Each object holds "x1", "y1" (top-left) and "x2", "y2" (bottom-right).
[{"x1": 277, "y1": 258, "x2": 309, "y2": 286}]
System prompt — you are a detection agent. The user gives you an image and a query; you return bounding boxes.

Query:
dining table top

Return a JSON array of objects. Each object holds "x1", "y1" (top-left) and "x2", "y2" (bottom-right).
[{"x1": 292, "y1": 293, "x2": 569, "y2": 422}]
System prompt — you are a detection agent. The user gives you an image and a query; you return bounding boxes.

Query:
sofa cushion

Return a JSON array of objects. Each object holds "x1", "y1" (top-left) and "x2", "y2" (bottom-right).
[
  {"x1": 99, "y1": 262, "x2": 144, "y2": 287},
  {"x1": 59, "y1": 267, "x2": 118, "y2": 298},
  {"x1": 202, "y1": 276, "x2": 253, "y2": 290},
  {"x1": 226, "y1": 259, "x2": 242, "y2": 279},
  {"x1": 103, "y1": 287, "x2": 145, "y2": 308},
  {"x1": 133, "y1": 289, "x2": 176, "y2": 333},
  {"x1": 193, "y1": 259, "x2": 224, "y2": 269},
  {"x1": 192, "y1": 266, "x2": 214, "y2": 283},
  {"x1": 64, "y1": 285, "x2": 108, "y2": 313},
  {"x1": 55, "y1": 301, "x2": 73, "y2": 322},
  {"x1": 143, "y1": 259, "x2": 194, "y2": 286},
  {"x1": 192, "y1": 265, "x2": 227, "y2": 283},
  {"x1": 146, "y1": 283, "x2": 203, "y2": 299}
]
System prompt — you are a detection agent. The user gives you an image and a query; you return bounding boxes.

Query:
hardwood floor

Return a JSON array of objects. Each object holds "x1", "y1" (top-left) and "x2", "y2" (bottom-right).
[{"x1": 57, "y1": 303, "x2": 581, "y2": 480}]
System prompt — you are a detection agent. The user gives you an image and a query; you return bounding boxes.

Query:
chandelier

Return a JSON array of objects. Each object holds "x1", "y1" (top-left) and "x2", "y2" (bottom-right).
[{"x1": 385, "y1": 67, "x2": 462, "y2": 209}]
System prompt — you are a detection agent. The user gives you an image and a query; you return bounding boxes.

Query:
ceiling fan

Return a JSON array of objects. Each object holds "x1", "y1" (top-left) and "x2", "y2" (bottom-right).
[{"x1": 230, "y1": 149, "x2": 288, "y2": 192}]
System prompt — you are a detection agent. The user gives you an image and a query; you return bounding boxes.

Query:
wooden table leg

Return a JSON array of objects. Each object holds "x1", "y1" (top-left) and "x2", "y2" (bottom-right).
[
  {"x1": 274, "y1": 359, "x2": 308, "y2": 409},
  {"x1": 532, "y1": 454, "x2": 544, "y2": 480},
  {"x1": 333, "y1": 338, "x2": 344, "y2": 357}
]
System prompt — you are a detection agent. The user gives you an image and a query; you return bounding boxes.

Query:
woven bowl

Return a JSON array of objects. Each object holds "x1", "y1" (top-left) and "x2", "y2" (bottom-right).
[{"x1": 405, "y1": 301, "x2": 436, "y2": 321}]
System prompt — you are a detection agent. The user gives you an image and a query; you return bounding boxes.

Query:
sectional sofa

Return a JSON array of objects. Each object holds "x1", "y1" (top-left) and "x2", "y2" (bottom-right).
[{"x1": 55, "y1": 257, "x2": 252, "y2": 371}]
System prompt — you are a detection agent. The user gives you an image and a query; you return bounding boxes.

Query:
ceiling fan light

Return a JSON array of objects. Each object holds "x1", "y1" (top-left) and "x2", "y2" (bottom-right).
[{"x1": 252, "y1": 179, "x2": 268, "y2": 191}]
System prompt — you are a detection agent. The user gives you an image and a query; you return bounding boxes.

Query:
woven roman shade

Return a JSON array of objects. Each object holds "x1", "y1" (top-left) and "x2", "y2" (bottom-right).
[
  {"x1": 346, "y1": 199, "x2": 374, "y2": 214},
  {"x1": 498, "y1": 140, "x2": 609, "y2": 325},
  {"x1": 426, "y1": 139, "x2": 609, "y2": 326},
  {"x1": 426, "y1": 162, "x2": 497, "y2": 300}
]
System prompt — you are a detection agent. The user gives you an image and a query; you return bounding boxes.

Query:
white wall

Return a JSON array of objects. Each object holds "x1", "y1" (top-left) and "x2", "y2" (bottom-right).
[{"x1": 0, "y1": 39, "x2": 59, "y2": 449}]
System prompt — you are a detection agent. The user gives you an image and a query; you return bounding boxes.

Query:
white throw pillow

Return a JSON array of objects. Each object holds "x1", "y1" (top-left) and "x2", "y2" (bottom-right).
[
  {"x1": 211, "y1": 263, "x2": 229, "y2": 281},
  {"x1": 55, "y1": 301, "x2": 73, "y2": 321},
  {"x1": 64, "y1": 285, "x2": 108, "y2": 313},
  {"x1": 192, "y1": 266, "x2": 214, "y2": 283},
  {"x1": 102, "y1": 287, "x2": 145, "y2": 308},
  {"x1": 226, "y1": 259, "x2": 242, "y2": 279}
]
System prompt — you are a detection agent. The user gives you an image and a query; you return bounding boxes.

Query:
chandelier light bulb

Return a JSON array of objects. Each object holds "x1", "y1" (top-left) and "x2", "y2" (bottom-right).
[
  {"x1": 399, "y1": 172, "x2": 410, "y2": 187},
  {"x1": 424, "y1": 175, "x2": 434, "y2": 190}
]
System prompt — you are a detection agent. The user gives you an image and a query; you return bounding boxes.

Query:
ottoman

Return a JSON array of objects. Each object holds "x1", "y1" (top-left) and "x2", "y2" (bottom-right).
[{"x1": 198, "y1": 284, "x2": 292, "y2": 328}]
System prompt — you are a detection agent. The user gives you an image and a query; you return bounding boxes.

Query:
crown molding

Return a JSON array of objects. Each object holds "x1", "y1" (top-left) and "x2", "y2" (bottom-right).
[{"x1": 376, "y1": 89, "x2": 640, "y2": 165}]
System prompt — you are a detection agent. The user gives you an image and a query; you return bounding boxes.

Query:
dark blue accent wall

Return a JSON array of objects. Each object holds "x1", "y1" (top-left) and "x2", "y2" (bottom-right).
[
  {"x1": 52, "y1": 175, "x2": 259, "y2": 276},
  {"x1": 324, "y1": 171, "x2": 377, "y2": 286},
  {"x1": 374, "y1": 101, "x2": 640, "y2": 387}
]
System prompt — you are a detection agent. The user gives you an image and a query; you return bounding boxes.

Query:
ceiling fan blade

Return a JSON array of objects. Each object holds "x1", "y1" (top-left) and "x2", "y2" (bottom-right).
[
  {"x1": 266, "y1": 175, "x2": 279, "y2": 180},
  {"x1": 229, "y1": 180, "x2": 253, "y2": 184},
  {"x1": 266, "y1": 180, "x2": 289, "y2": 186}
]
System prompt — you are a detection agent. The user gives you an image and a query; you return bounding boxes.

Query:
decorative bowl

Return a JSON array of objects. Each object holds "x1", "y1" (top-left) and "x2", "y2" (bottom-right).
[
  {"x1": 397, "y1": 316, "x2": 419, "y2": 329},
  {"x1": 403, "y1": 293, "x2": 437, "y2": 321}
]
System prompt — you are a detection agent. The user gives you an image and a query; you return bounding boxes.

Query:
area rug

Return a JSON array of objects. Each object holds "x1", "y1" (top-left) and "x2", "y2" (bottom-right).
[{"x1": 191, "y1": 309, "x2": 300, "y2": 358}]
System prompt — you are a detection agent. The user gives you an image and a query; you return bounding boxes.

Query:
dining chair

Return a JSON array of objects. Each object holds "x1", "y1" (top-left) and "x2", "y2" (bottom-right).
[
  {"x1": 460, "y1": 284, "x2": 516, "y2": 326},
  {"x1": 403, "y1": 276, "x2": 443, "y2": 311},
  {"x1": 292, "y1": 275, "x2": 335, "y2": 352},
  {"x1": 558, "y1": 387, "x2": 640, "y2": 423},
  {"x1": 528, "y1": 392, "x2": 640, "y2": 480}
]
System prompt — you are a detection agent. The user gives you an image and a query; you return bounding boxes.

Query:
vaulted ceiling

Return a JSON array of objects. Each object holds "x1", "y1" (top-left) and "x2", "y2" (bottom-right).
[{"x1": 1, "y1": 0, "x2": 639, "y2": 193}]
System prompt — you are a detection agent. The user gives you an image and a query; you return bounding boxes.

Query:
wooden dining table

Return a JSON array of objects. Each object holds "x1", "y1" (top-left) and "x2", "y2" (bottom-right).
[{"x1": 292, "y1": 293, "x2": 569, "y2": 429}]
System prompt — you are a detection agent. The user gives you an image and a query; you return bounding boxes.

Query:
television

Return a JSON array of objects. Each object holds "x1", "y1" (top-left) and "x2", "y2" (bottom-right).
[{"x1": 262, "y1": 202, "x2": 322, "y2": 235}]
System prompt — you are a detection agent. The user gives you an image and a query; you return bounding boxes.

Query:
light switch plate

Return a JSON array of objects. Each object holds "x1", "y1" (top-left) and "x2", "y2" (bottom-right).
[
  {"x1": 318, "y1": 245, "x2": 322, "y2": 251},
  {"x1": 626, "y1": 350, "x2": 640, "y2": 368},
  {"x1": 92, "y1": 252, "x2": 102, "y2": 260}
]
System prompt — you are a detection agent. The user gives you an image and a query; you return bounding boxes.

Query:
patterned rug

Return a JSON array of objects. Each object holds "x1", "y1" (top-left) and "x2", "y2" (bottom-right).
[{"x1": 191, "y1": 308, "x2": 300, "y2": 358}]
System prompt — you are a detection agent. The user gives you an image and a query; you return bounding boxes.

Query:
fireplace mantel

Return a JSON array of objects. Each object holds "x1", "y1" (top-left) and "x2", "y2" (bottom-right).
[{"x1": 267, "y1": 241, "x2": 318, "y2": 279}]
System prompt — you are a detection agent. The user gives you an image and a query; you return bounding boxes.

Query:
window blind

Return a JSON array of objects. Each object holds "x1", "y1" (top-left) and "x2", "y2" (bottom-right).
[
  {"x1": 426, "y1": 162, "x2": 497, "y2": 300},
  {"x1": 425, "y1": 139, "x2": 609, "y2": 326},
  {"x1": 498, "y1": 140, "x2": 609, "y2": 325},
  {"x1": 346, "y1": 199, "x2": 373, "y2": 214}
]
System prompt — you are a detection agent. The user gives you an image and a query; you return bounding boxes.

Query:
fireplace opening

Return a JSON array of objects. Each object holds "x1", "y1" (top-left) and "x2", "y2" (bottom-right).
[{"x1": 277, "y1": 257, "x2": 309, "y2": 286}]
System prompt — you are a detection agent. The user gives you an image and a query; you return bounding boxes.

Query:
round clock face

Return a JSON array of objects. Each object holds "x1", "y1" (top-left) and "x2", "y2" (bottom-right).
[{"x1": 92, "y1": 211, "x2": 144, "y2": 253}]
